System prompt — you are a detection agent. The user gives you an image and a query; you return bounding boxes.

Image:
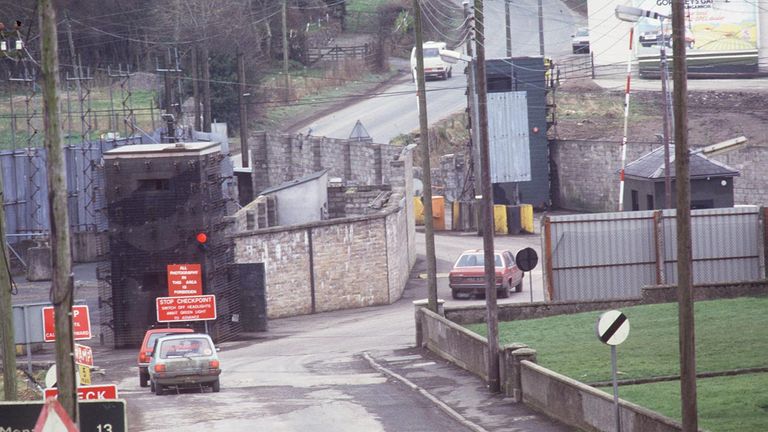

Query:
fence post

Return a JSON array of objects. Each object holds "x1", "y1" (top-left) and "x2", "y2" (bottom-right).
[
  {"x1": 761, "y1": 207, "x2": 767, "y2": 278},
  {"x1": 500, "y1": 343, "x2": 528, "y2": 397},
  {"x1": 543, "y1": 216, "x2": 554, "y2": 301},
  {"x1": 653, "y1": 210, "x2": 666, "y2": 285},
  {"x1": 590, "y1": 51, "x2": 595, "y2": 79}
]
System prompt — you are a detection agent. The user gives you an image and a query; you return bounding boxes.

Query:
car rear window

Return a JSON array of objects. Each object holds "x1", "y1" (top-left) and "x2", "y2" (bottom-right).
[
  {"x1": 147, "y1": 331, "x2": 186, "y2": 350},
  {"x1": 159, "y1": 337, "x2": 213, "y2": 359},
  {"x1": 456, "y1": 254, "x2": 502, "y2": 267},
  {"x1": 424, "y1": 48, "x2": 440, "y2": 57}
]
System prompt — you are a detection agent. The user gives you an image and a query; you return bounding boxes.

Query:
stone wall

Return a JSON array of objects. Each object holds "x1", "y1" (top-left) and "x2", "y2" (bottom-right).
[
  {"x1": 551, "y1": 139, "x2": 768, "y2": 212},
  {"x1": 328, "y1": 185, "x2": 392, "y2": 218},
  {"x1": 250, "y1": 132, "x2": 401, "y2": 194}
]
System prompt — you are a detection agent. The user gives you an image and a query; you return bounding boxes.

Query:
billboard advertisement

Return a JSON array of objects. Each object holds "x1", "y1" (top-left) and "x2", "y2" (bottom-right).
[{"x1": 634, "y1": 0, "x2": 758, "y2": 75}]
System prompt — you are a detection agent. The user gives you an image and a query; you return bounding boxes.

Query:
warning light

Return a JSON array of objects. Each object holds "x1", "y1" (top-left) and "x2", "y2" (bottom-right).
[
  {"x1": 196, "y1": 232, "x2": 208, "y2": 244},
  {"x1": 532, "y1": 126, "x2": 540, "y2": 134}
]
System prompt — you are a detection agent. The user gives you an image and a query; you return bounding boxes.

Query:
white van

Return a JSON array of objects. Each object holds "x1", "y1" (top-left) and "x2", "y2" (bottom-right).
[{"x1": 410, "y1": 41, "x2": 452, "y2": 81}]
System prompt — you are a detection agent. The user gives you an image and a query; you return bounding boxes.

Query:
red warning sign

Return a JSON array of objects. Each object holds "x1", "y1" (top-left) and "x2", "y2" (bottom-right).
[
  {"x1": 42, "y1": 305, "x2": 92, "y2": 342},
  {"x1": 156, "y1": 295, "x2": 217, "y2": 322},
  {"x1": 167, "y1": 264, "x2": 203, "y2": 297}
]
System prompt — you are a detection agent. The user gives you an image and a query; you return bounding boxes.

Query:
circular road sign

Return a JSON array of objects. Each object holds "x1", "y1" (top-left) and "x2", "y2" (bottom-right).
[
  {"x1": 596, "y1": 310, "x2": 630, "y2": 346},
  {"x1": 515, "y1": 247, "x2": 539, "y2": 272},
  {"x1": 45, "y1": 364, "x2": 81, "y2": 388}
]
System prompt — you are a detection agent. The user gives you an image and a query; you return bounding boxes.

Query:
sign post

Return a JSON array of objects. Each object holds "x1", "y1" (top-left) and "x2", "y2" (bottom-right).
[
  {"x1": 596, "y1": 310, "x2": 630, "y2": 432},
  {"x1": 515, "y1": 247, "x2": 539, "y2": 303}
]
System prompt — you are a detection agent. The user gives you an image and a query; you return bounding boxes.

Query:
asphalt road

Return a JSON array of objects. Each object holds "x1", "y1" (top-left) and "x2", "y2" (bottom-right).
[
  {"x1": 102, "y1": 230, "x2": 556, "y2": 431},
  {"x1": 292, "y1": 0, "x2": 585, "y2": 143}
]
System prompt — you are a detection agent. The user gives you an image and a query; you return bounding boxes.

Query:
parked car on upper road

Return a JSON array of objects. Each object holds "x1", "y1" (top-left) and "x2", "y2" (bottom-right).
[
  {"x1": 448, "y1": 249, "x2": 523, "y2": 299},
  {"x1": 410, "y1": 41, "x2": 453, "y2": 81},
  {"x1": 137, "y1": 327, "x2": 194, "y2": 387},
  {"x1": 148, "y1": 333, "x2": 221, "y2": 395}
]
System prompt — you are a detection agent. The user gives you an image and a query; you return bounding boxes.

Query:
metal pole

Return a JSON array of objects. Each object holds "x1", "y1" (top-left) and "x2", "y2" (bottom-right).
[
  {"x1": 659, "y1": 18, "x2": 672, "y2": 209},
  {"x1": 40, "y1": 0, "x2": 78, "y2": 420},
  {"x1": 24, "y1": 306, "x2": 33, "y2": 375},
  {"x1": 237, "y1": 52, "x2": 249, "y2": 168},
  {"x1": 617, "y1": 27, "x2": 634, "y2": 212},
  {"x1": 413, "y1": 0, "x2": 439, "y2": 313},
  {"x1": 671, "y1": 0, "x2": 698, "y2": 429},
  {"x1": 529, "y1": 272, "x2": 533, "y2": 303},
  {"x1": 282, "y1": 0, "x2": 290, "y2": 103},
  {"x1": 611, "y1": 345, "x2": 621, "y2": 432},
  {"x1": 537, "y1": 0, "x2": 545, "y2": 56},
  {"x1": 474, "y1": 0, "x2": 501, "y2": 393},
  {"x1": 504, "y1": 0, "x2": 511, "y2": 57}
]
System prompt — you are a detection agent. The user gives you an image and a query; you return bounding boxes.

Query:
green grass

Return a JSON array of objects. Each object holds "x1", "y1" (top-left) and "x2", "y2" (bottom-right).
[
  {"x1": 601, "y1": 373, "x2": 768, "y2": 432},
  {"x1": 467, "y1": 297, "x2": 768, "y2": 431}
]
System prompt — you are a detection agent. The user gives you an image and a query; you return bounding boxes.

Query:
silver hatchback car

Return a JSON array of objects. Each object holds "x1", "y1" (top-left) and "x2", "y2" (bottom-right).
[{"x1": 148, "y1": 333, "x2": 221, "y2": 395}]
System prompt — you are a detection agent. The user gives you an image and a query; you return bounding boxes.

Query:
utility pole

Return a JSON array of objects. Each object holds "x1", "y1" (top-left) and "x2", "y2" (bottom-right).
[
  {"x1": 282, "y1": 0, "x2": 290, "y2": 103},
  {"x1": 192, "y1": 45, "x2": 202, "y2": 132},
  {"x1": 671, "y1": 0, "x2": 697, "y2": 430},
  {"x1": 474, "y1": 0, "x2": 500, "y2": 393},
  {"x1": 412, "y1": 0, "x2": 438, "y2": 313},
  {"x1": 504, "y1": 0, "x2": 511, "y2": 57},
  {"x1": 201, "y1": 44, "x2": 212, "y2": 132},
  {"x1": 0, "y1": 157, "x2": 15, "y2": 402},
  {"x1": 40, "y1": 0, "x2": 78, "y2": 421},
  {"x1": 659, "y1": 18, "x2": 672, "y2": 209},
  {"x1": 464, "y1": 2, "x2": 480, "y2": 198},
  {"x1": 64, "y1": 12, "x2": 82, "y2": 101},
  {"x1": 237, "y1": 51, "x2": 249, "y2": 168},
  {"x1": 537, "y1": 0, "x2": 545, "y2": 56}
]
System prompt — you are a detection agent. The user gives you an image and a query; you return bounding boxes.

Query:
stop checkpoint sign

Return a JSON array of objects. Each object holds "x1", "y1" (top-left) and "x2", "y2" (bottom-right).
[
  {"x1": 42, "y1": 305, "x2": 92, "y2": 342},
  {"x1": 43, "y1": 384, "x2": 118, "y2": 401},
  {"x1": 596, "y1": 310, "x2": 630, "y2": 346},
  {"x1": 156, "y1": 295, "x2": 217, "y2": 322}
]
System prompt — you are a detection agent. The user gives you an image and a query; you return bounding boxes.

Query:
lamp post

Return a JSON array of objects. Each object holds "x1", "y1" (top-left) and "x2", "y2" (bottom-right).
[{"x1": 615, "y1": 5, "x2": 673, "y2": 209}]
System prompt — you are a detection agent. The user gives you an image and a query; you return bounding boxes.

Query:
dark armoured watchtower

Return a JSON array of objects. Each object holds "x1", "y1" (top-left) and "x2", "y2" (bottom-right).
[{"x1": 100, "y1": 142, "x2": 240, "y2": 347}]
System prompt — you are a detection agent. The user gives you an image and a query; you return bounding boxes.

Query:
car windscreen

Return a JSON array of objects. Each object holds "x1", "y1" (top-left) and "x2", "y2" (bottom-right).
[
  {"x1": 455, "y1": 254, "x2": 502, "y2": 267},
  {"x1": 159, "y1": 337, "x2": 213, "y2": 359},
  {"x1": 423, "y1": 48, "x2": 440, "y2": 57}
]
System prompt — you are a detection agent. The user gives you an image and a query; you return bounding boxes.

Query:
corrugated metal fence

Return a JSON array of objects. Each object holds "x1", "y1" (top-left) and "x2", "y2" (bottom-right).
[
  {"x1": 0, "y1": 137, "x2": 143, "y2": 241},
  {"x1": 542, "y1": 207, "x2": 765, "y2": 301}
]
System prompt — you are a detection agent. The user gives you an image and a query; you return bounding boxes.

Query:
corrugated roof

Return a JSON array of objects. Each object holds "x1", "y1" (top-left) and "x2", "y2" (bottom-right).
[{"x1": 624, "y1": 146, "x2": 739, "y2": 180}]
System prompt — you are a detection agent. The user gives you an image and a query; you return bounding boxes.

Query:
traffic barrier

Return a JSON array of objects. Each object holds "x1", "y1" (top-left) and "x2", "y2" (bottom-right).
[
  {"x1": 493, "y1": 205, "x2": 508, "y2": 234},
  {"x1": 521, "y1": 204, "x2": 534, "y2": 233},
  {"x1": 432, "y1": 196, "x2": 445, "y2": 231},
  {"x1": 414, "y1": 197, "x2": 424, "y2": 225},
  {"x1": 506, "y1": 205, "x2": 522, "y2": 235}
]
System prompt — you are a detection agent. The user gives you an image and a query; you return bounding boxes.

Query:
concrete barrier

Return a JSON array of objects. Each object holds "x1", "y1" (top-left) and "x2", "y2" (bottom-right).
[
  {"x1": 521, "y1": 361, "x2": 686, "y2": 432},
  {"x1": 416, "y1": 306, "x2": 488, "y2": 381}
]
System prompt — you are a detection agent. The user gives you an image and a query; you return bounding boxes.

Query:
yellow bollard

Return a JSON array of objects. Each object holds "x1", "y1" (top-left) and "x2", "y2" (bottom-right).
[
  {"x1": 521, "y1": 204, "x2": 534, "y2": 233},
  {"x1": 414, "y1": 197, "x2": 424, "y2": 225},
  {"x1": 432, "y1": 196, "x2": 445, "y2": 231},
  {"x1": 493, "y1": 205, "x2": 508, "y2": 234}
]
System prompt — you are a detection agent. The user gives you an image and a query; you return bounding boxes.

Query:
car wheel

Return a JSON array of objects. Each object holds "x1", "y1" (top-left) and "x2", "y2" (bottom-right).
[
  {"x1": 498, "y1": 281, "x2": 510, "y2": 298},
  {"x1": 150, "y1": 380, "x2": 155, "y2": 392},
  {"x1": 155, "y1": 382, "x2": 164, "y2": 396},
  {"x1": 212, "y1": 378, "x2": 221, "y2": 393},
  {"x1": 515, "y1": 278, "x2": 523, "y2": 293},
  {"x1": 448, "y1": 68, "x2": 452, "y2": 79},
  {"x1": 139, "y1": 372, "x2": 149, "y2": 388},
  {"x1": 451, "y1": 289, "x2": 461, "y2": 300}
]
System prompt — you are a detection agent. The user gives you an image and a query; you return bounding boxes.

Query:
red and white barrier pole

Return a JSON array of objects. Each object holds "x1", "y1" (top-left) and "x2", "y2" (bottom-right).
[{"x1": 618, "y1": 27, "x2": 633, "y2": 212}]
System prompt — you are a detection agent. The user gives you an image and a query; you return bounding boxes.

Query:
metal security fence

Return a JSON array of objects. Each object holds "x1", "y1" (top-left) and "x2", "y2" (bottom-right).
[{"x1": 542, "y1": 206, "x2": 765, "y2": 302}]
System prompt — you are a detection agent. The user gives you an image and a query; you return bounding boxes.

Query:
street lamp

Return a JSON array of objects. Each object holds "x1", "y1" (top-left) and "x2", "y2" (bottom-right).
[{"x1": 615, "y1": 5, "x2": 673, "y2": 209}]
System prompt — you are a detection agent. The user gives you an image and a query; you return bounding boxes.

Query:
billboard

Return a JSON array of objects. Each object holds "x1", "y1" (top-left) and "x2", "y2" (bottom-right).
[{"x1": 634, "y1": 0, "x2": 758, "y2": 75}]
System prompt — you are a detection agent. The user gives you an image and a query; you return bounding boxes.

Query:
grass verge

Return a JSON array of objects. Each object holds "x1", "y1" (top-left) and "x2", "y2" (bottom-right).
[{"x1": 467, "y1": 297, "x2": 768, "y2": 431}]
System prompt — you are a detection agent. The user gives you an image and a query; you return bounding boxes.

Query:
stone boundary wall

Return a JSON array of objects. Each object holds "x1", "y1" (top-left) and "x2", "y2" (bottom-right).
[
  {"x1": 250, "y1": 132, "x2": 402, "y2": 194},
  {"x1": 551, "y1": 139, "x2": 768, "y2": 212},
  {"x1": 445, "y1": 280, "x2": 768, "y2": 325},
  {"x1": 232, "y1": 199, "x2": 412, "y2": 318},
  {"x1": 328, "y1": 185, "x2": 392, "y2": 218}
]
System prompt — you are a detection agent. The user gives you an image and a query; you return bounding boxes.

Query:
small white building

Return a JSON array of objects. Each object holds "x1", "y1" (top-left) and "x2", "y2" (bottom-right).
[{"x1": 258, "y1": 170, "x2": 329, "y2": 226}]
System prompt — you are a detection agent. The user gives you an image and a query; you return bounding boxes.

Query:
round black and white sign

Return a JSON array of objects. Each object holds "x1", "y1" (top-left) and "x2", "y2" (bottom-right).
[
  {"x1": 515, "y1": 247, "x2": 539, "y2": 272},
  {"x1": 596, "y1": 310, "x2": 630, "y2": 346}
]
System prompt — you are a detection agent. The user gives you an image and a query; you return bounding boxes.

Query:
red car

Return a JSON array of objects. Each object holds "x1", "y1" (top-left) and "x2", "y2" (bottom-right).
[
  {"x1": 448, "y1": 249, "x2": 524, "y2": 299},
  {"x1": 137, "y1": 327, "x2": 194, "y2": 387}
]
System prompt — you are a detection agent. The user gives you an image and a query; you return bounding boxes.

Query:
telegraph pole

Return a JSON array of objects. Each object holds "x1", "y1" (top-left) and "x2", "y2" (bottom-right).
[
  {"x1": 237, "y1": 51, "x2": 249, "y2": 168},
  {"x1": 412, "y1": 0, "x2": 439, "y2": 313},
  {"x1": 537, "y1": 0, "x2": 545, "y2": 56},
  {"x1": 191, "y1": 45, "x2": 202, "y2": 132},
  {"x1": 671, "y1": 0, "x2": 698, "y2": 430},
  {"x1": 474, "y1": 0, "x2": 500, "y2": 392},
  {"x1": 40, "y1": 0, "x2": 78, "y2": 421},
  {"x1": 0, "y1": 160, "x2": 15, "y2": 402},
  {"x1": 504, "y1": 0, "x2": 511, "y2": 57},
  {"x1": 282, "y1": 0, "x2": 290, "y2": 103},
  {"x1": 201, "y1": 44, "x2": 212, "y2": 132},
  {"x1": 659, "y1": 18, "x2": 672, "y2": 209},
  {"x1": 464, "y1": 2, "x2": 480, "y2": 197}
]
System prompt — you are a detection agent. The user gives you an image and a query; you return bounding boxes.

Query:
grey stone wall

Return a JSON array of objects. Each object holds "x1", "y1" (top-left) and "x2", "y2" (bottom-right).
[
  {"x1": 327, "y1": 185, "x2": 392, "y2": 218},
  {"x1": 551, "y1": 139, "x2": 768, "y2": 212},
  {"x1": 250, "y1": 132, "x2": 401, "y2": 194}
]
